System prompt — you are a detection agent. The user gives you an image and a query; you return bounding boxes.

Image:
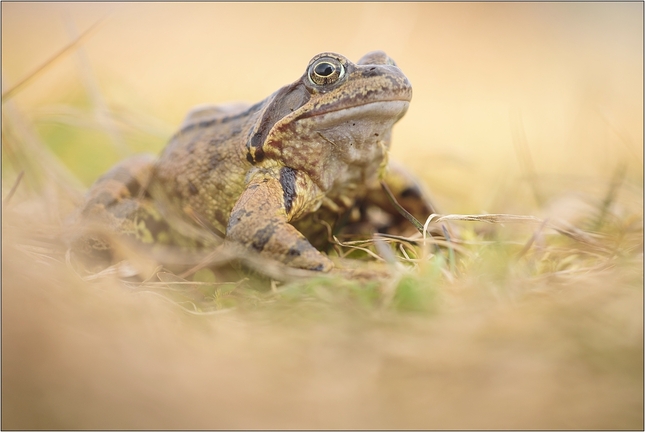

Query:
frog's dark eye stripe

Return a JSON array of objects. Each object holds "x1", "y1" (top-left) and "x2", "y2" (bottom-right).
[{"x1": 308, "y1": 57, "x2": 345, "y2": 86}]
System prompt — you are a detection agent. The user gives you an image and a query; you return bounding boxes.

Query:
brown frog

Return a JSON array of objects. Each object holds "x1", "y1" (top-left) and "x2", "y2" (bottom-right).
[{"x1": 72, "y1": 51, "x2": 437, "y2": 272}]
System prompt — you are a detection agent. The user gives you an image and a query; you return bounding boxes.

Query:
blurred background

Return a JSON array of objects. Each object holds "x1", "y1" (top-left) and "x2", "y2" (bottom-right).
[{"x1": 2, "y1": 3, "x2": 643, "y2": 429}]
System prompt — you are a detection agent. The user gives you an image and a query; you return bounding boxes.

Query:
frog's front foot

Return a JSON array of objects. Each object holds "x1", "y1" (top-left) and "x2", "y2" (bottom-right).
[{"x1": 226, "y1": 171, "x2": 333, "y2": 272}]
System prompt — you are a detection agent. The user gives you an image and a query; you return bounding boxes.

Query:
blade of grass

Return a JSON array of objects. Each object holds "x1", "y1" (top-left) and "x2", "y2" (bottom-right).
[
  {"x1": 516, "y1": 217, "x2": 549, "y2": 260},
  {"x1": 2, "y1": 18, "x2": 107, "y2": 101},
  {"x1": 2, "y1": 171, "x2": 24, "y2": 206},
  {"x1": 441, "y1": 224, "x2": 456, "y2": 274},
  {"x1": 64, "y1": 13, "x2": 129, "y2": 156},
  {"x1": 380, "y1": 181, "x2": 426, "y2": 233},
  {"x1": 592, "y1": 162, "x2": 627, "y2": 230},
  {"x1": 426, "y1": 213, "x2": 543, "y2": 224},
  {"x1": 510, "y1": 106, "x2": 544, "y2": 207}
]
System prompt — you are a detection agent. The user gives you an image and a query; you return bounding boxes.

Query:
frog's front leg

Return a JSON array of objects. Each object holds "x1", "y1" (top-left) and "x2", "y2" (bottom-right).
[{"x1": 226, "y1": 167, "x2": 333, "y2": 271}]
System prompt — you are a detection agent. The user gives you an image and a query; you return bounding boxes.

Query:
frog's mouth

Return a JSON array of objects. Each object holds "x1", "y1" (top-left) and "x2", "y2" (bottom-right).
[{"x1": 296, "y1": 99, "x2": 410, "y2": 124}]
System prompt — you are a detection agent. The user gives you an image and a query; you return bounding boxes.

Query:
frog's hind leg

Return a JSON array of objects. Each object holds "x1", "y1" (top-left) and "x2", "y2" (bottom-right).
[{"x1": 69, "y1": 153, "x2": 162, "y2": 264}]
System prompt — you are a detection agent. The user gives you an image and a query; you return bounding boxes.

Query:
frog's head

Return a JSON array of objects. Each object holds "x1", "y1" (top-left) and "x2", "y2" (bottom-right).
[
  {"x1": 297, "y1": 50, "x2": 412, "y2": 119},
  {"x1": 246, "y1": 51, "x2": 412, "y2": 188}
]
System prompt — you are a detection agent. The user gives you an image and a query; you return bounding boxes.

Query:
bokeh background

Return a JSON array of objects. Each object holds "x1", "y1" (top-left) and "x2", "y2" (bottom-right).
[{"x1": 2, "y1": 2, "x2": 643, "y2": 429}]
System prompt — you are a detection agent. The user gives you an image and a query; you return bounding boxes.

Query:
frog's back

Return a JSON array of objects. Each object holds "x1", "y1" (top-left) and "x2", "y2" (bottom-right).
[
  {"x1": 178, "y1": 102, "x2": 252, "y2": 129},
  {"x1": 152, "y1": 101, "x2": 263, "y2": 233}
]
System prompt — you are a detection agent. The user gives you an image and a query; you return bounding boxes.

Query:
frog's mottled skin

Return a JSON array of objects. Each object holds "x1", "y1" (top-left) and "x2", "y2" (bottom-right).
[{"x1": 72, "y1": 51, "x2": 437, "y2": 271}]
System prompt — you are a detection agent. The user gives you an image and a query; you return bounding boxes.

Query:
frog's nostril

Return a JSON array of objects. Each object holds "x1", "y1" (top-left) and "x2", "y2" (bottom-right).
[{"x1": 370, "y1": 67, "x2": 376, "y2": 71}]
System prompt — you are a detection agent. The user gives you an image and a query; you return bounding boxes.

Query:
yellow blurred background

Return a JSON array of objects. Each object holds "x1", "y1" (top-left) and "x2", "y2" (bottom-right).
[{"x1": 3, "y1": 2, "x2": 642, "y2": 214}]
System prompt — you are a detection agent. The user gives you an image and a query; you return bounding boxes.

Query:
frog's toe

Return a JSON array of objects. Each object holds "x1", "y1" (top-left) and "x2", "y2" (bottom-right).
[{"x1": 288, "y1": 252, "x2": 334, "y2": 272}]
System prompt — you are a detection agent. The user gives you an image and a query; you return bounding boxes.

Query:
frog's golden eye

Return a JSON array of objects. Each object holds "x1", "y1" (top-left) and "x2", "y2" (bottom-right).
[{"x1": 308, "y1": 57, "x2": 345, "y2": 86}]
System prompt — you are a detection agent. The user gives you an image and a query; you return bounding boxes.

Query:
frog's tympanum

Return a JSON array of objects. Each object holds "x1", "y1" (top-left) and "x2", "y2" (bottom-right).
[{"x1": 72, "y1": 51, "x2": 437, "y2": 272}]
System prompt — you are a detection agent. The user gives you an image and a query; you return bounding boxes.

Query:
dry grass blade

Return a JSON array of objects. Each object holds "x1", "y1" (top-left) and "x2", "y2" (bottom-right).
[
  {"x1": 183, "y1": 206, "x2": 226, "y2": 239},
  {"x1": 373, "y1": 237, "x2": 399, "y2": 266},
  {"x1": 177, "y1": 242, "x2": 337, "y2": 282},
  {"x1": 593, "y1": 162, "x2": 627, "y2": 230},
  {"x1": 332, "y1": 236, "x2": 386, "y2": 262},
  {"x1": 374, "y1": 233, "x2": 470, "y2": 255},
  {"x1": 441, "y1": 224, "x2": 456, "y2": 273},
  {"x1": 3, "y1": 102, "x2": 87, "y2": 200},
  {"x1": 548, "y1": 221, "x2": 614, "y2": 253},
  {"x1": 425, "y1": 213, "x2": 544, "y2": 224},
  {"x1": 424, "y1": 212, "x2": 614, "y2": 255},
  {"x1": 516, "y1": 217, "x2": 549, "y2": 259},
  {"x1": 176, "y1": 246, "x2": 232, "y2": 279},
  {"x1": 2, "y1": 18, "x2": 107, "y2": 101},
  {"x1": 2, "y1": 171, "x2": 24, "y2": 206},
  {"x1": 63, "y1": 14, "x2": 129, "y2": 156},
  {"x1": 380, "y1": 180, "x2": 425, "y2": 232},
  {"x1": 510, "y1": 106, "x2": 544, "y2": 206},
  {"x1": 595, "y1": 107, "x2": 643, "y2": 168}
]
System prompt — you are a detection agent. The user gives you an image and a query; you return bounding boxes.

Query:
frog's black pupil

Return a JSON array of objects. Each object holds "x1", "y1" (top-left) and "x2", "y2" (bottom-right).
[{"x1": 315, "y1": 62, "x2": 334, "y2": 76}]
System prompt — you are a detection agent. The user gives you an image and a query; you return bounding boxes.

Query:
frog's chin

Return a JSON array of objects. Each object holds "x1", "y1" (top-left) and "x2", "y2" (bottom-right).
[{"x1": 298, "y1": 100, "x2": 410, "y2": 127}]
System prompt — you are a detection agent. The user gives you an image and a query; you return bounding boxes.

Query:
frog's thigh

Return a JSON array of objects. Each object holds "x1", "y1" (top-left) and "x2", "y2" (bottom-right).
[
  {"x1": 73, "y1": 154, "x2": 158, "y2": 254},
  {"x1": 226, "y1": 175, "x2": 333, "y2": 272},
  {"x1": 368, "y1": 161, "x2": 438, "y2": 221}
]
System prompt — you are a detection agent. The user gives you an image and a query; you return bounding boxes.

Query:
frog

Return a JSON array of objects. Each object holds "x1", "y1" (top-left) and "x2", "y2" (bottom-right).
[{"x1": 71, "y1": 51, "x2": 438, "y2": 273}]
